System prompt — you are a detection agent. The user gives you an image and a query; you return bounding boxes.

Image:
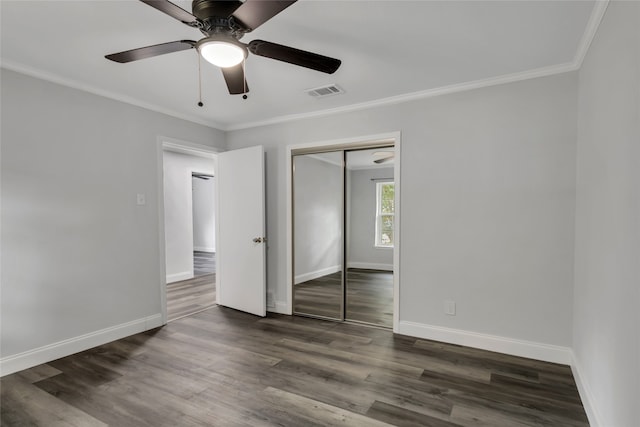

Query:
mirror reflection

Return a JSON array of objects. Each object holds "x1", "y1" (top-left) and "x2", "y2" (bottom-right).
[
  {"x1": 292, "y1": 146, "x2": 395, "y2": 328},
  {"x1": 345, "y1": 148, "x2": 394, "y2": 327},
  {"x1": 293, "y1": 152, "x2": 343, "y2": 319}
]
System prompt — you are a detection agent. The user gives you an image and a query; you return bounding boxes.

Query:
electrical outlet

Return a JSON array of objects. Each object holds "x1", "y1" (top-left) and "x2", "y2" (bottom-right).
[{"x1": 444, "y1": 300, "x2": 456, "y2": 316}]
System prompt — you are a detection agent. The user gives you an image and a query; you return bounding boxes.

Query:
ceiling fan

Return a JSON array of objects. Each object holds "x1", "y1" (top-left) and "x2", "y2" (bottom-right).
[
  {"x1": 105, "y1": 0, "x2": 342, "y2": 96},
  {"x1": 372, "y1": 151, "x2": 394, "y2": 164}
]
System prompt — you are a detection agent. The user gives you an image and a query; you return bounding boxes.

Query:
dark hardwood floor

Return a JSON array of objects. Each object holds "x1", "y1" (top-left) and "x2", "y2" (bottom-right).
[
  {"x1": 294, "y1": 271, "x2": 343, "y2": 319},
  {"x1": 346, "y1": 269, "x2": 393, "y2": 327},
  {"x1": 1, "y1": 307, "x2": 588, "y2": 426},
  {"x1": 167, "y1": 274, "x2": 216, "y2": 322},
  {"x1": 294, "y1": 269, "x2": 394, "y2": 327}
]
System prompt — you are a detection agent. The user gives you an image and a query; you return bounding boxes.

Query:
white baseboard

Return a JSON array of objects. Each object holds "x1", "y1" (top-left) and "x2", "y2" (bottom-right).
[
  {"x1": 166, "y1": 271, "x2": 193, "y2": 283},
  {"x1": 571, "y1": 352, "x2": 602, "y2": 427},
  {"x1": 0, "y1": 314, "x2": 163, "y2": 377},
  {"x1": 194, "y1": 247, "x2": 215, "y2": 253},
  {"x1": 268, "y1": 301, "x2": 290, "y2": 315},
  {"x1": 294, "y1": 265, "x2": 341, "y2": 284},
  {"x1": 348, "y1": 262, "x2": 393, "y2": 271},
  {"x1": 397, "y1": 320, "x2": 572, "y2": 365}
]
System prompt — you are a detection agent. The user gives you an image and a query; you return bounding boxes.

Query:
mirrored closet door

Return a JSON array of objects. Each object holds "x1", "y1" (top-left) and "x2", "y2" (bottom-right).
[
  {"x1": 292, "y1": 151, "x2": 344, "y2": 320},
  {"x1": 345, "y1": 149, "x2": 395, "y2": 327},
  {"x1": 293, "y1": 146, "x2": 395, "y2": 328}
]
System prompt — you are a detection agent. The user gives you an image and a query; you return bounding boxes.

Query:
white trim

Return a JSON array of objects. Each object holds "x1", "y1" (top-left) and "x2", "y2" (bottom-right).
[
  {"x1": 156, "y1": 140, "x2": 169, "y2": 325},
  {"x1": 228, "y1": 63, "x2": 577, "y2": 131},
  {"x1": 286, "y1": 131, "x2": 402, "y2": 327},
  {"x1": 397, "y1": 320, "x2": 572, "y2": 365},
  {"x1": 1, "y1": 61, "x2": 225, "y2": 130},
  {"x1": 294, "y1": 265, "x2": 342, "y2": 285},
  {"x1": 571, "y1": 352, "x2": 603, "y2": 427},
  {"x1": 573, "y1": 1, "x2": 610, "y2": 68},
  {"x1": 347, "y1": 262, "x2": 393, "y2": 271},
  {"x1": 0, "y1": 314, "x2": 162, "y2": 377},
  {"x1": 193, "y1": 246, "x2": 216, "y2": 253},
  {"x1": 392, "y1": 135, "x2": 401, "y2": 333},
  {"x1": 166, "y1": 271, "x2": 194, "y2": 283},
  {"x1": 162, "y1": 136, "x2": 221, "y2": 158}
]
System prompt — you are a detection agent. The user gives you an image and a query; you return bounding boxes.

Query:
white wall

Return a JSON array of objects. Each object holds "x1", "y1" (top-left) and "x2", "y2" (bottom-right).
[
  {"x1": 347, "y1": 167, "x2": 394, "y2": 270},
  {"x1": 573, "y1": 2, "x2": 640, "y2": 426},
  {"x1": 163, "y1": 151, "x2": 215, "y2": 283},
  {"x1": 192, "y1": 175, "x2": 216, "y2": 253},
  {"x1": 227, "y1": 72, "x2": 577, "y2": 357},
  {"x1": 293, "y1": 154, "x2": 343, "y2": 283},
  {"x1": 0, "y1": 69, "x2": 225, "y2": 374}
]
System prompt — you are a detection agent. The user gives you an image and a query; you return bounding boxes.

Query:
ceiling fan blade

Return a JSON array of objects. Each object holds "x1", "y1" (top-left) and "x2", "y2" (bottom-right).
[
  {"x1": 374, "y1": 157, "x2": 394, "y2": 164},
  {"x1": 232, "y1": 0, "x2": 296, "y2": 31},
  {"x1": 105, "y1": 40, "x2": 196, "y2": 63},
  {"x1": 221, "y1": 64, "x2": 249, "y2": 95},
  {"x1": 139, "y1": 0, "x2": 198, "y2": 25},
  {"x1": 248, "y1": 40, "x2": 341, "y2": 74}
]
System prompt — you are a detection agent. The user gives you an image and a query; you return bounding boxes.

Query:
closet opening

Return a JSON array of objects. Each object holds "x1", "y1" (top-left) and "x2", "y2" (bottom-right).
[{"x1": 291, "y1": 143, "x2": 396, "y2": 328}]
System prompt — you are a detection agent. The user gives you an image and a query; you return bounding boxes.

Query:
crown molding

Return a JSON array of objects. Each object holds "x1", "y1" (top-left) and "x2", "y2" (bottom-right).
[
  {"x1": 225, "y1": 1, "x2": 609, "y2": 132},
  {"x1": 2, "y1": 1, "x2": 608, "y2": 133},
  {"x1": 573, "y1": 0, "x2": 610, "y2": 68},
  {"x1": 226, "y1": 61, "x2": 579, "y2": 131},
  {"x1": 0, "y1": 59, "x2": 226, "y2": 131}
]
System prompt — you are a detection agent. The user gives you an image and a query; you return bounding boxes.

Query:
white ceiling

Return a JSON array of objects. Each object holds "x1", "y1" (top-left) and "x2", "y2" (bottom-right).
[{"x1": 1, "y1": 1, "x2": 597, "y2": 130}]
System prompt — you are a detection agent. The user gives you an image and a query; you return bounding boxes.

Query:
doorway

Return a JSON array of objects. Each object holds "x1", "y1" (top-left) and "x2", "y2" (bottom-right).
[
  {"x1": 290, "y1": 137, "x2": 399, "y2": 329},
  {"x1": 162, "y1": 147, "x2": 216, "y2": 322}
]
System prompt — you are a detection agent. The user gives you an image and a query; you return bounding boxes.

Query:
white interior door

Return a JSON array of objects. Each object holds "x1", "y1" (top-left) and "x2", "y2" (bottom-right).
[{"x1": 216, "y1": 145, "x2": 266, "y2": 317}]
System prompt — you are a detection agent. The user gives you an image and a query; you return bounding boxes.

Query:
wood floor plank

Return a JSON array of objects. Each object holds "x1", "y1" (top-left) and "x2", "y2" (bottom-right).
[
  {"x1": 15, "y1": 364, "x2": 62, "y2": 384},
  {"x1": 1, "y1": 376, "x2": 107, "y2": 427},
  {"x1": 366, "y1": 400, "x2": 462, "y2": 427},
  {"x1": 259, "y1": 386, "x2": 396, "y2": 427},
  {"x1": 167, "y1": 273, "x2": 215, "y2": 322},
  {"x1": 1, "y1": 306, "x2": 589, "y2": 427}
]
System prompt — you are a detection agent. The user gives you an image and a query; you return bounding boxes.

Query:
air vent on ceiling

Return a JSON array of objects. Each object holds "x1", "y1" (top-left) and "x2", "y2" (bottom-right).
[{"x1": 306, "y1": 84, "x2": 344, "y2": 98}]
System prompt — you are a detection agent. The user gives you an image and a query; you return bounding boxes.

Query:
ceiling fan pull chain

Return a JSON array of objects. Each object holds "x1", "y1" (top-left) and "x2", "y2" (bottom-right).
[
  {"x1": 197, "y1": 51, "x2": 204, "y2": 107},
  {"x1": 242, "y1": 57, "x2": 248, "y2": 100}
]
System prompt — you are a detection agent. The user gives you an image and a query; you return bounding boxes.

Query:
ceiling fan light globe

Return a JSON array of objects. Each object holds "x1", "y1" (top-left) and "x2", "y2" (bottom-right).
[{"x1": 198, "y1": 40, "x2": 246, "y2": 68}]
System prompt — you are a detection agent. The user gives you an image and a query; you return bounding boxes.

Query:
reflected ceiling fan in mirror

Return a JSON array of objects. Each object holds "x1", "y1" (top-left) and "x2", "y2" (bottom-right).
[
  {"x1": 372, "y1": 151, "x2": 395, "y2": 164},
  {"x1": 105, "y1": 0, "x2": 342, "y2": 95}
]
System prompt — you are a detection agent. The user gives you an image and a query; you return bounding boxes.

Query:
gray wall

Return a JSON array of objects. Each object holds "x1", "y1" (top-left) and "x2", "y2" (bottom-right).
[
  {"x1": 573, "y1": 2, "x2": 640, "y2": 426},
  {"x1": 163, "y1": 151, "x2": 215, "y2": 282},
  {"x1": 293, "y1": 154, "x2": 343, "y2": 283},
  {"x1": 0, "y1": 70, "x2": 225, "y2": 360},
  {"x1": 347, "y1": 167, "x2": 394, "y2": 269},
  {"x1": 227, "y1": 71, "x2": 577, "y2": 348}
]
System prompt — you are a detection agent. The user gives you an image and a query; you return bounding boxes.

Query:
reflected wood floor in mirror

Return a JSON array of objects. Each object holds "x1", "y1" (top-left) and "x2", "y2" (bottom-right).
[
  {"x1": 167, "y1": 273, "x2": 215, "y2": 322},
  {"x1": 346, "y1": 269, "x2": 393, "y2": 327},
  {"x1": 1, "y1": 307, "x2": 588, "y2": 427},
  {"x1": 294, "y1": 271, "x2": 343, "y2": 319},
  {"x1": 294, "y1": 269, "x2": 393, "y2": 327}
]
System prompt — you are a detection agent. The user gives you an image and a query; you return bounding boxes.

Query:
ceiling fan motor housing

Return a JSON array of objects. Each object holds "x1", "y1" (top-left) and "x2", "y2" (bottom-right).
[{"x1": 192, "y1": 0, "x2": 246, "y2": 38}]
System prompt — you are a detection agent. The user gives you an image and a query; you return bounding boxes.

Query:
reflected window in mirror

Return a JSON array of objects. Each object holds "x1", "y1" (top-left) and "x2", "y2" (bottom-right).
[{"x1": 375, "y1": 181, "x2": 394, "y2": 248}]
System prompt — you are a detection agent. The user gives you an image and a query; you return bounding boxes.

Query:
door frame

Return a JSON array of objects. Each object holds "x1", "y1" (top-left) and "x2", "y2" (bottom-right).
[
  {"x1": 286, "y1": 131, "x2": 402, "y2": 332},
  {"x1": 156, "y1": 136, "x2": 220, "y2": 325}
]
